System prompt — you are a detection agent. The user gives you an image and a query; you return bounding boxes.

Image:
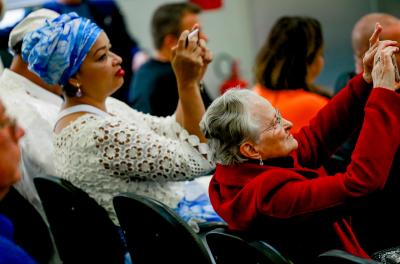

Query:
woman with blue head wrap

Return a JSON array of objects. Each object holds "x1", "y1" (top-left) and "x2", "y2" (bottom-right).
[{"x1": 22, "y1": 12, "x2": 219, "y2": 230}]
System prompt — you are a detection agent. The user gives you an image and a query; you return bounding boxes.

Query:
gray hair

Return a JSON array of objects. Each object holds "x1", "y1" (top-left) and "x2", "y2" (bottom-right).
[{"x1": 200, "y1": 89, "x2": 261, "y2": 165}]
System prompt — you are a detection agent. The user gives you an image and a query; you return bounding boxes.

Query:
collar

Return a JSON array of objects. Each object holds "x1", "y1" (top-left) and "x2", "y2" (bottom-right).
[
  {"x1": 247, "y1": 156, "x2": 295, "y2": 168},
  {"x1": 0, "y1": 69, "x2": 63, "y2": 107}
]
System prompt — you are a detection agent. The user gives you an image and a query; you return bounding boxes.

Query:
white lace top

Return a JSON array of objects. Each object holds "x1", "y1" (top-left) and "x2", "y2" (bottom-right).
[{"x1": 54, "y1": 99, "x2": 214, "y2": 223}]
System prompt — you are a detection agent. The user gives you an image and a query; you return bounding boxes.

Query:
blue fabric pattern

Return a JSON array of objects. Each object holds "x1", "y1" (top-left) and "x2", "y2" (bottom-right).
[
  {"x1": 21, "y1": 12, "x2": 102, "y2": 85},
  {"x1": 174, "y1": 181, "x2": 224, "y2": 231}
]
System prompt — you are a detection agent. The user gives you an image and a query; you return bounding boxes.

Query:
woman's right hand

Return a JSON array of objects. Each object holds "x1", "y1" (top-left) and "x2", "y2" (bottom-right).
[{"x1": 372, "y1": 44, "x2": 399, "y2": 91}]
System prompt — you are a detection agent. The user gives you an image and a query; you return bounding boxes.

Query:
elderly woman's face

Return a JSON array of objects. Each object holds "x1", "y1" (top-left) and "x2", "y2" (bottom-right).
[
  {"x1": 251, "y1": 96, "x2": 298, "y2": 159},
  {"x1": 0, "y1": 101, "x2": 25, "y2": 199},
  {"x1": 76, "y1": 32, "x2": 124, "y2": 98}
]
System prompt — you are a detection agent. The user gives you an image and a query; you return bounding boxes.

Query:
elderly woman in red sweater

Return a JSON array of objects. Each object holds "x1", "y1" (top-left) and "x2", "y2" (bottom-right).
[{"x1": 200, "y1": 24, "x2": 400, "y2": 263}]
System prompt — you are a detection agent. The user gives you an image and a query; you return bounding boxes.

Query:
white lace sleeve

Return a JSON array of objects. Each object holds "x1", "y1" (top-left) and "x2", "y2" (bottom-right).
[{"x1": 90, "y1": 115, "x2": 214, "y2": 181}]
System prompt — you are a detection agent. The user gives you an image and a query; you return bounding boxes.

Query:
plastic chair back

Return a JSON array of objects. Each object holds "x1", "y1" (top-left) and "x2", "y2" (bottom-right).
[
  {"x1": 205, "y1": 227, "x2": 291, "y2": 264},
  {"x1": 319, "y1": 250, "x2": 379, "y2": 264},
  {"x1": 113, "y1": 192, "x2": 215, "y2": 264},
  {"x1": 34, "y1": 176, "x2": 125, "y2": 264}
]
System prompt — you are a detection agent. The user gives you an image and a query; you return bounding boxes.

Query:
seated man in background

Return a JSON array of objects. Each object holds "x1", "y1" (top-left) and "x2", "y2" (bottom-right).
[
  {"x1": 334, "y1": 13, "x2": 400, "y2": 94},
  {"x1": 129, "y1": 2, "x2": 212, "y2": 117},
  {"x1": 0, "y1": 8, "x2": 62, "y2": 220},
  {"x1": 0, "y1": 100, "x2": 53, "y2": 264},
  {"x1": 0, "y1": 9, "x2": 62, "y2": 264}
]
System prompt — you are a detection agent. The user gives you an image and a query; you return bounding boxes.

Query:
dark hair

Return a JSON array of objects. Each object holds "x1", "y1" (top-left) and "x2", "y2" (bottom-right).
[
  {"x1": 11, "y1": 41, "x2": 23, "y2": 55},
  {"x1": 151, "y1": 2, "x2": 201, "y2": 49},
  {"x1": 254, "y1": 16, "x2": 323, "y2": 91},
  {"x1": 63, "y1": 82, "x2": 79, "y2": 97}
]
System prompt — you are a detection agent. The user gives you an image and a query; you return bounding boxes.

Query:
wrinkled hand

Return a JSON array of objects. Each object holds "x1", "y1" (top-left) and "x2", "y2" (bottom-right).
[
  {"x1": 171, "y1": 27, "x2": 212, "y2": 88},
  {"x1": 363, "y1": 23, "x2": 398, "y2": 83},
  {"x1": 372, "y1": 45, "x2": 399, "y2": 90}
]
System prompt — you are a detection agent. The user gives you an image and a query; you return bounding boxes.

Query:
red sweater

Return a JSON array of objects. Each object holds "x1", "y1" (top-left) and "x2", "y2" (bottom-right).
[{"x1": 209, "y1": 74, "x2": 400, "y2": 263}]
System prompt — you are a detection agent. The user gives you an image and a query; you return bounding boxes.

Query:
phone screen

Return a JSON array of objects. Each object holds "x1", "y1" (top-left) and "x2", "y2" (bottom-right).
[{"x1": 185, "y1": 28, "x2": 199, "y2": 47}]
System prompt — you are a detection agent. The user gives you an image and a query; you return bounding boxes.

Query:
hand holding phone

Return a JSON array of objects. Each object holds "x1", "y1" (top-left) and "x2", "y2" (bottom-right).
[{"x1": 185, "y1": 28, "x2": 199, "y2": 47}]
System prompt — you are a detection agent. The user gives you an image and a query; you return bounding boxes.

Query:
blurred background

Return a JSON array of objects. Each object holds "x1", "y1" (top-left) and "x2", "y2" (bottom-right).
[{"x1": 2, "y1": 0, "x2": 400, "y2": 98}]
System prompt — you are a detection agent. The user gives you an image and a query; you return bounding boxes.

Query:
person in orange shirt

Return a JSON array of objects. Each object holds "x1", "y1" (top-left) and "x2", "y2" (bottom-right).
[{"x1": 253, "y1": 16, "x2": 330, "y2": 133}]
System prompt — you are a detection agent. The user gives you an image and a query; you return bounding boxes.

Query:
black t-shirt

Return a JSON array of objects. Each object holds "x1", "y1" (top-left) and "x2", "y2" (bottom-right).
[{"x1": 130, "y1": 59, "x2": 212, "y2": 117}]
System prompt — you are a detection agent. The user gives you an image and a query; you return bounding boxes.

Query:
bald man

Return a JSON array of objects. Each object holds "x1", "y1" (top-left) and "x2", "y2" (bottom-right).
[
  {"x1": 352, "y1": 13, "x2": 400, "y2": 73},
  {"x1": 335, "y1": 13, "x2": 400, "y2": 93}
]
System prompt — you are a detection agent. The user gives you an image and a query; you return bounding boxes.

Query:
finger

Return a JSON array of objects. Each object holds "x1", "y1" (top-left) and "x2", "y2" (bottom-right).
[
  {"x1": 369, "y1": 40, "x2": 380, "y2": 51},
  {"x1": 192, "y1": 45, "x2": 202, "y2": 57},
  {"x1": 191, "y1": 23, "x2": 200, "y2": 32},
  {"x1": 198, "y1": 39, "x2": 206, "y2": 49},
  {"x1": 365, "y1": 45, "x2": 379, "y2": 58},
  {"x1": 197, "y1": 39, "x2": 208, "y2": 57},
  {"x1": 382, "y1": 45, "x2": 399, "y2": 56},
  {"x1": 369, "y1": 22, "x2": 382, "y2": 47},
  {"x1": 374, "y1": 52, "x2": 381, "y2": 66},
  {"x1": 171, "y1": 45, "x2": 177, "y2": 58},
  {"x1": 187, "y1": 38, "x2": 199, "y2": 51},
  {"x1": 372, "y1": 40, "x2": 398, "y2": 61},
  {"x1": 382, "y1": 46, "x2": 399, "y2": 71},
  {"x1": 178, "y1": 30, "x2": 190, "y2": 49},
  {"x1": 379, "y1": 40, "x2": 398, "y2": 49},
  {"x1": 203, "y1": 49, "x2": 213, "y2": 64},
  {"x1": 381, "y1": 49, "x2": 386, "y2": 67}
]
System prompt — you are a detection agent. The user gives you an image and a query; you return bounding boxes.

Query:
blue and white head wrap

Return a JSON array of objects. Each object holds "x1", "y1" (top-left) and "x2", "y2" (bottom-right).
[{"x1": 21, "y1": 12, "x2": 102, "y2": 86}]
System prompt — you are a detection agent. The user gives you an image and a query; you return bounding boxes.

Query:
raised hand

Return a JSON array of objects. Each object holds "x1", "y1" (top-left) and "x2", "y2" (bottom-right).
[
  {"x1": 362, "y1": 23, "x2": 398, "y2": 83},
  {"x1": 171, "y1": 28, "x2": 204, "y2": 86},
  {"x1": 372, "y1": 45, "x2": 399, "y2": 90}
]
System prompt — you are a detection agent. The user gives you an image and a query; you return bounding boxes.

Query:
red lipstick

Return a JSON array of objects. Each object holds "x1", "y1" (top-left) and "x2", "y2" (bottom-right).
[{"x1": 116, "y1": 69, "x2": 125, "y2": 77}]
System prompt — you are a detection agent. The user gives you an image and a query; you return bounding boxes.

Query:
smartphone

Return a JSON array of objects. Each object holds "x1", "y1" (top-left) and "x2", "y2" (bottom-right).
[
  {"x1": 392, "y1": 54, "x2": 400, "y2": 82},
  {"x1": 185, "y1": 28, "x2": 199, "y2": 47}
]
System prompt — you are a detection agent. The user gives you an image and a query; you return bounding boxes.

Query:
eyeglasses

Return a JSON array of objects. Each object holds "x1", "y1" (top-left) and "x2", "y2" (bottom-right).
[{"x1": 262, "y1": 109, "x2": 282, "y2": 133}]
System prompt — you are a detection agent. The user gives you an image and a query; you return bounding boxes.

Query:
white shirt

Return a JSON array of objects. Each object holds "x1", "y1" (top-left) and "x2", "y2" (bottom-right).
[
  {"x1": 0, "y1": 69, "x2": 63, "y2": 216},
  {"x1": 0, "y1": 69, "x2": 63, "y2": 264}
]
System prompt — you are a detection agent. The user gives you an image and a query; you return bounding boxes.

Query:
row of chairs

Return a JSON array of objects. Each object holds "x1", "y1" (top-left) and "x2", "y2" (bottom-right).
[{"x1": 33, "y1": 175, "x2": 378, "y2": 264}]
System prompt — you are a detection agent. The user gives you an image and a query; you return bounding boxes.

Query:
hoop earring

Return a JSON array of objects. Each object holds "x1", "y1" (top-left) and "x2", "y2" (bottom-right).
[
  {"x1": 76, "y1": 83, "x2": 82, "y2": 97},
  {"x1": 259, "y1": 156, "x2": 264, "y2": 166}
]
